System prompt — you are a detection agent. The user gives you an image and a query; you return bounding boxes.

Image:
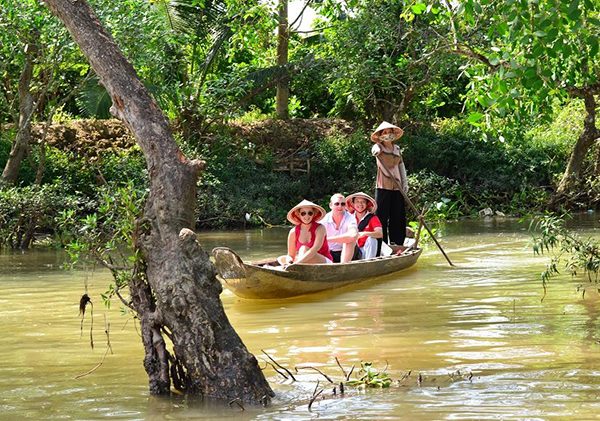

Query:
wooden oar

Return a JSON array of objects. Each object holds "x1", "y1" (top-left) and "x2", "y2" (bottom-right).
[
  {"x1": 398, "y1": 188, "x2": 454, "y2": 266},
  {"x1": 375, "y1": 156, "x2": 455, "y2": 267}
]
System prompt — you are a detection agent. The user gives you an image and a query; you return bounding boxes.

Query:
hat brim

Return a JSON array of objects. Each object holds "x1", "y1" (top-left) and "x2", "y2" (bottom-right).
[
  {"x1": 346, "y1": 192, "x2": 377, "y2": 213},
  {"x1": 371, "y1": 126, "x2": 404, "y2": 142},
  {"x1": 370, "y1": 122, "x2": 404, "y2": 142},
  {"x1": 287, "y1": 200, "x2": 327, "y2": 225}
]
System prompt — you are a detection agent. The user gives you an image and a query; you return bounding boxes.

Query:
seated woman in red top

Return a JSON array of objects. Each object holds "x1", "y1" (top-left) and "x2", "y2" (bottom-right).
[
  {"x1": 346, "y1": 192, "x2": 383, "y2": 259},
  {"x1": 278, "y1": 199, "x2": 333, "y2": 266}
]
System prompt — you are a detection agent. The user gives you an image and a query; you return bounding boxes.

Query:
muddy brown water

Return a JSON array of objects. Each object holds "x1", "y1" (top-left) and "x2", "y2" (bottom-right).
[{"x1": 1, "y1": 215, "x2": 599, "y2": 420}]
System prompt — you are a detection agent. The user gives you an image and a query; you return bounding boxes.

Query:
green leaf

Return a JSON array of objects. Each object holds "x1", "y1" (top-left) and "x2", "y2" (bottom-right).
[
  {"x1": 589, "y1": 36, "x2": 599, "y2": 57},
  {"x1": 567, "y1": 0, "x2": 581, "y2": 20},
  {"x1": 411, "y1": 3, "x2": 427, "y2": 15},
  {"x1": 467, "y1": 112, "x2": 485, "y2": 124},
  {"x1": 533, "y1": 30, "x2": 547, "y2": 37}
]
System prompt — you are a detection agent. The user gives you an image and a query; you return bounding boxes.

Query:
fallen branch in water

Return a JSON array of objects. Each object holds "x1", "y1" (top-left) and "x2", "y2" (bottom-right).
[
  {"x1": 308, "y1": 380, "x2": 324, "y2": 411},
  {"x1": 295, "y1": 365, "x2": 334, "y2": 383},
  {"x1": 261, "y1": 349, "x2": 297, "y2": 381}
]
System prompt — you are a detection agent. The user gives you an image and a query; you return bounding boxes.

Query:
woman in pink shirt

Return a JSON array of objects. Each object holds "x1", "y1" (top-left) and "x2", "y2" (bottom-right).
[{"x1": 278, "y1": 200, "x2": 333, "y2": 266}]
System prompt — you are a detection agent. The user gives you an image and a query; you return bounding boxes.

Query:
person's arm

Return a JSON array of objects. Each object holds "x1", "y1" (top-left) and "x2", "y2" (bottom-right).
[
  {"x1": 285, "y1": 228, "x2": 297, "y2": 263},
  {"x1": 294, "y1": 225, "x2": 327, "y2": 264},
  {"x1": 399, "y1": 161, "x2": 408, "y2": 193},
  {"x1": 371, "y1": 143, "x2": 381, "y2": 156},
  {"x1": 358, "y1": 226, "x2": 383, "y2": 239}
]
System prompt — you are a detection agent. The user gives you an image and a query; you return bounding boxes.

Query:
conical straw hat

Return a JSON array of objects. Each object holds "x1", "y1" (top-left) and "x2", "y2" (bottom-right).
[
  {"x1": 346, "y1": 192, "x2": 377, "y2": 213},
  {"x1": 286, "y1": 199, "x2": 327, "y2": 225},
  {"x1": 370, "y1": 121, "x2": 404, "y2": 142}
]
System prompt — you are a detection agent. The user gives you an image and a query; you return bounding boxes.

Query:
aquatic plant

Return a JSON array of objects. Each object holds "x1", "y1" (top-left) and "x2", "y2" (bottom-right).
[{"x1": 345, "y1": 361, "x2": 392, "y2": 388}]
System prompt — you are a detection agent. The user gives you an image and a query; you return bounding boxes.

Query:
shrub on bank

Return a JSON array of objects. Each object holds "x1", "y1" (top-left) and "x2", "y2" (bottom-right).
[
  {"x1": 0, "y1": 115, "x2": 578, "y2": 243},
  {"x1": 0, "y1": 182, "x2": 87, "y2": 248}
]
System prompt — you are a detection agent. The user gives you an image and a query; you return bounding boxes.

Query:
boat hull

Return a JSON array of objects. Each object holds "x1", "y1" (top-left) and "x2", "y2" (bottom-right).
[{"x1": 212, "y1": 247, "x2": 422, "y2": 299}]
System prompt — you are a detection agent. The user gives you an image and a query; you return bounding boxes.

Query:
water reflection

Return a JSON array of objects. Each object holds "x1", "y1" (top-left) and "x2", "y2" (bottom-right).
[{"x1": 0, "y1": 215, "x2": 599, "y2": 419}]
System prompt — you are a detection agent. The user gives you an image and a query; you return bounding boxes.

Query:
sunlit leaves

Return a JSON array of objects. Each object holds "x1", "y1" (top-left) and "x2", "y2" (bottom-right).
[
  {"x1": 445, "y1": 0, "x2": 600, "y2": 131},
  {"x1": 530, "y1": 214, "x2": 600, "y2": 288},
  {"x1": 313, "y1": 0, "x2": 455, "y2": 121}
]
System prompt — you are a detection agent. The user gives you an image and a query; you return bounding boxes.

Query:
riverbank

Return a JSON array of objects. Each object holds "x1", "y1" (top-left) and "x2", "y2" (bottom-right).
[{"x1": 1, "y1": 116, "x2": 596, "y2": 248}]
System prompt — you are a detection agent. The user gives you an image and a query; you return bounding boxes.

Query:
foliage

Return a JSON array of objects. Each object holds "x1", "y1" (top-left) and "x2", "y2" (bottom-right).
[
  {"x1": 430, "y1": 0, "x2": 600, "y2": 129},
  {"x1": 408, "y1": 170, "x2": 465, "y2": 220},
  {"x1": 0, "y1": 0, "x2": 87, "y2": 124},
  {"x1": 0, "y1": 182, "x2": 85, "y2": 248},
  {"x1": 310, "y1": 129, "x2": 374, "y2": 198},
  {"x1": 314, "y1": 0, "x2": 458, "y2": 122},
  {"x1": 196, "y1": 133, "x2": 307, "y2": 227},
  {"x1": 62, "y1": 181, "x2": 147, "y2": 307},
  {"x1": 345, "y1": 361, "x2": 392, "y2": 388},
  {"x1": 531, "y1": 214, "x2": 600, "y2": 292}
]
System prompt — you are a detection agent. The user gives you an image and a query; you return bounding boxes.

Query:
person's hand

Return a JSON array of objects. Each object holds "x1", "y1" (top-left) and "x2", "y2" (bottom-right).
[{"x1": 371, "y1": 144, "x2": 381, "y2": 156}]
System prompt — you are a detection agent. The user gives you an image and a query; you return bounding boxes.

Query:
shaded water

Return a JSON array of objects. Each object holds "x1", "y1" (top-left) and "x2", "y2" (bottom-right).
[{"x1": 1, "y1": 216, "x2": 599, "y2": 420}]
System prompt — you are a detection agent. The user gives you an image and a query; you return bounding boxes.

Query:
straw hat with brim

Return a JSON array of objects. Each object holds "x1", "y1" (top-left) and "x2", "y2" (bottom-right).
[
  {"x1": 370, "y1": 121, "x2": 404, "y2": 142},
  {"x1": 287, "y1": 199, "x2": 327, "y2": 225},
  {"x1": 346, "y1": 192, "x2": 377, "y2": 213}
]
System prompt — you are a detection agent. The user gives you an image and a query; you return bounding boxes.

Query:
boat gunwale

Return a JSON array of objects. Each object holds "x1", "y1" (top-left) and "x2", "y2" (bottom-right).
[{"x1": 244, "y1": 248, "x2": 421, "y2": 273}]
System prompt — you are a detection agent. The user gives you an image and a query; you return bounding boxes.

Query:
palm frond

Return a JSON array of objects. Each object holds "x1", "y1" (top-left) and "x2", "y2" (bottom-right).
[
  {"x1": 167, "y1": 0, "x2": 228, "y2": 38},
  {"x1": 76, "y1": 78, "x2": 111, "y2": 119}
]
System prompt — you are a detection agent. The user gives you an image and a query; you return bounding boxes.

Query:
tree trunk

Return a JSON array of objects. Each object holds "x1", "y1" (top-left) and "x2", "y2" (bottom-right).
[
  {"x1": 555, "y1": 92, "x2": 599, "y2": 199},
  {"x1": 43, "y1": 0, "x2": 273, "y2": 405},
  {"x1": 275, "y1": 0, "x2": 289, "y2": 119},
  {"x1": 1, "y1": 44, "x2": 37, "y2": 185},
  {"x1": 594, "y1": 139, "x2": 600, "y2": 177}
]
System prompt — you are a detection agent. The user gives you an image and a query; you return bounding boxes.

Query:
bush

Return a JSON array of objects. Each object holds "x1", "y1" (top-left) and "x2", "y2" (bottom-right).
[
  {"x1": 196, "y1": 134, "x2": 307, "y2": 227},
  {"x1": 310, "y1": 128, "x2": 375, "y2": 199},
  {"x1": 0, "y1": 182, "x2": 87, "y2": 248}
]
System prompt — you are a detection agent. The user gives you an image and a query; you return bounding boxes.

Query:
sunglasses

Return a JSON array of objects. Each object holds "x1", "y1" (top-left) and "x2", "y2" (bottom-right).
[
  {"x1": 332, "y1": 202, "x2": 346, "y2": 207},
  {"x1": 299, "y1": 211, "x2": 314, "y2": 216}
]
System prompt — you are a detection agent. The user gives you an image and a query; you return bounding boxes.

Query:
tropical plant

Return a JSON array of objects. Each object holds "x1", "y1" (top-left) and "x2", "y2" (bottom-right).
[
  {"x1": 0, "y1": 182, "x2": 83, "y2": 249},
  {"x1": 345, "y1": 361, "x2": 393, "y2": 388},
  {"x1": 62, "y1": 182, "x2": 147, "y2": 306}
]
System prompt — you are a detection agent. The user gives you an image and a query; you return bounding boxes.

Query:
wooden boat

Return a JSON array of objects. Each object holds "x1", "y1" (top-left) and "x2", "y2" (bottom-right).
[{"x1": 211, "y1": 246, "x2": 422, "y2": 299}]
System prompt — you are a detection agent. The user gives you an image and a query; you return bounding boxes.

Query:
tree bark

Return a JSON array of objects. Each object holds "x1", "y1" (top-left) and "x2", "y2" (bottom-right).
[
  {"x1": 555, "y1": 91, "x2": 599, "y2": 200},
  {"x1": 1, "y1": 43, "x2": 37, "y2": 185},
  {"x1": 594, "y1": 139, "x2": 600, "y2": 177},
  {"x1": 43, "y1": 0, "x2": 273, "y2": 404},
  {"x1": 275, "y1": 0, "x2": 289, "y2": 119}
]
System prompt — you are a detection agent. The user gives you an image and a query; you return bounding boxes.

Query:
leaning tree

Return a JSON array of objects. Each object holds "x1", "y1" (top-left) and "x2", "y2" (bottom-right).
[{"x1": 42, "y1": 0, "x2": 273, "y2": 404}]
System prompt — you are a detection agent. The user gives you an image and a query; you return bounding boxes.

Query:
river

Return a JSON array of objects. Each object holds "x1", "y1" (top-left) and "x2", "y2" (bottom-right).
[{"x1": 1, "y1": 215, "x2": 599, "y2": 420}]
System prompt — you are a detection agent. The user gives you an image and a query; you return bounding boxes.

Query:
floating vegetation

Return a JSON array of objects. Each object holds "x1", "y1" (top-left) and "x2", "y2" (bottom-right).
[{"x1": 345, "y1": 361, "x2": 392, "y2": 388}]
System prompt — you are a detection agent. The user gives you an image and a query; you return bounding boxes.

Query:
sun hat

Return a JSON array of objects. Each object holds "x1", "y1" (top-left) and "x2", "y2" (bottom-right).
[
  {"x1": 346, "y1": 192, "x2": 377, "y2": 213},
  {"x1": 370, "y1": 121, "x2": 404, "y2": 142},
  {"x1": 286, "y1": 199, "x2": 327, "y2": 225}
]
